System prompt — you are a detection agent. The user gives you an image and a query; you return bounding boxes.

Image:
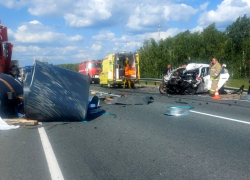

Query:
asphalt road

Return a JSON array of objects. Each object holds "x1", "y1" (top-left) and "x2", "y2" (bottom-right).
[{"x1": 1, "y1": 84, "x2": 250, "y2": 180}]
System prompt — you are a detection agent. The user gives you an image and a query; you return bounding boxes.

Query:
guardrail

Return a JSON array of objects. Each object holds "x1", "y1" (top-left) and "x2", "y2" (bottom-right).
[{"x1": 139, "y1": 78, "x2": 249, "y2": 92}]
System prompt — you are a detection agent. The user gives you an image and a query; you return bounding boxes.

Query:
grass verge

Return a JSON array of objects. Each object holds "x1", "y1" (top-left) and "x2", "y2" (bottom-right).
[{"x1": 226, "y1": 78, "x2": 249, "y2": 88}]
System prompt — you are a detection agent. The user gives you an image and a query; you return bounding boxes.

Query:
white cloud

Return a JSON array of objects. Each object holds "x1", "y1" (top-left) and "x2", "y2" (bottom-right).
[
  {"x1": 0, "y1": 0, "x2": 27, "y2": 9},
  {"x1": 198, "y1": 0, "x2": 250, "y2": 27},
  {"x1": 65, "y1": 46, "x2": 77, "y2": 51},
  {"x1": 2, "y1": 0, "x2": 200, "y2": 31},
  {"x1": 91, "y1": 44, "x2": 102, "y2": 51},
  {"x1": 126, "y1": 3, "x2": 198, "y2": 31},
  {"x1": 75, "y1": 53, "x2": 87, "y2": 59},
  {"x1": 11, "y1": 21, "x2": 71, "y2": 43},
  {"x1": 92, "y1": 30, "x2": 115, "y2": 41},
  {"x1": 123, "y1": 41, "x2": 141, "y2": 50},
  {"x1": 7, "y1": 28, "x2": 14, "y2": 40},
  {"x1": 14, "y1": 46, "x2": 27, "y2": 52},
  {"x1": 54, "y1": 46, "x2": 78, "y2": 54},
  {"x1": 111, "y1": 28, "x2": 185, "y2": 52},
  {"x1": 28, "y1": 0, "x2": 72, "y2": 17},
  {"x1": 199, "y1": 2, "x2": 209, "y2": 11},
  {"x1": 29, "y1": 20, "x2": 42, "y2": 25},
  {"x1": 14, "y1": 45, "x2": 41, "y2": 52},
  {"x1": 29, "y1": 45, "x2": 41, "y2": 51},
  {"x1": 190, "y1": 26, "x2": 203, "y2": 33},
  {"x1": 64, "y1": 0, "x2": 112, "y2": 27},
  {"x1": 69, "y1": 35, "x2": 83, "y2": 41}
]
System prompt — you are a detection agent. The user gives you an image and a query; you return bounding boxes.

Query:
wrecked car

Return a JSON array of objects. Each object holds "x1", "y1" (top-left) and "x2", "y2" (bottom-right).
[{"x1": 159, "y1": 63, "x2": 230, "y2": 95}]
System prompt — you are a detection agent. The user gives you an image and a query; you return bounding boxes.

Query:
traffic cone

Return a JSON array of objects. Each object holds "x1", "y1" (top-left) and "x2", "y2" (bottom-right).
[{"x1": 213, "y1": 86, "x2": 221, "y2": 99}]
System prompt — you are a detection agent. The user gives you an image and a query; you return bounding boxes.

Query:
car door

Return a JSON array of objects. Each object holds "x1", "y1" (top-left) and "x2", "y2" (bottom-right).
[
  {"x1": 196, "y1": 67, "x2": 211, "y2": 93},
  {"x1": 218, "y1": 72, "x2": 230, "y2": 89}
]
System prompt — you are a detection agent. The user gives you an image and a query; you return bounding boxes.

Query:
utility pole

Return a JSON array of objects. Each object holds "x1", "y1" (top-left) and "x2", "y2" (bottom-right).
[{"x1": 158, "y1": 25, "x2": 161, "y2": 43}]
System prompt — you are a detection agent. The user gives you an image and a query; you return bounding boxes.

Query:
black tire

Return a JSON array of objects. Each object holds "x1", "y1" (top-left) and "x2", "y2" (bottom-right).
[
  {"x1": 159, "y1": 83, "x2": 168, "y2": 94},
  {"x1": 183, "y1": 87, "x2": 196, "y2": 95}
]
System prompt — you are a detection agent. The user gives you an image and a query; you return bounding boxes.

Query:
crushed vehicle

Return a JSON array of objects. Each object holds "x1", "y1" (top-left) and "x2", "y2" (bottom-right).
[{"x1": 159, "y1": 63, "x2": 230, "y2": 95}]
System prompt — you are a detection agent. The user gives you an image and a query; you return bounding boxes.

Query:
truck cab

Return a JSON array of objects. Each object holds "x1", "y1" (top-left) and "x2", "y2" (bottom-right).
[
  {"x1": 99, "y1": 52, "x2": 140, "y2": 87},
  {"x1": 79, "y1": 60, "x2": 102, "y2": 83},
  {"x1": 0, "y1": 20, "x2": 13, "y2": 74}
]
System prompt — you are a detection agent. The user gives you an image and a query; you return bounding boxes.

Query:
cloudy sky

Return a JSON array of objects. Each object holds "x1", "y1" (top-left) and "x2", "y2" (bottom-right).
[{"x1": 0, "y1": 0, "x2": 250, "y2": 67}]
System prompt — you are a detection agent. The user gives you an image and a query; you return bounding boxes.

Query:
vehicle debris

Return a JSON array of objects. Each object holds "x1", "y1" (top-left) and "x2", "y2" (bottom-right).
[
  {"x1": 231, "y1": 85, "x2": 244, "y2": 94},
  {"x1": 164, "y1": 106, "x2": 194, "y2": 116},
  {"x1": 159, "y1": 63, "x2": 229, "y2": 95},
  {"x1": 0, "y1": 73, "x2": 23, "y2": 118},
  {"x1": 0, "y1": 117, "x2": 20, "y2": 130},
  {"x1": 2, "y1": 118, "x2": 38, "y2": 126},
  {"x1": 105, "y1": 96, "x2": 154, "y2": 105},
  {"x1": 24, "y1": 61, "x2": 90, "y2": 122}
]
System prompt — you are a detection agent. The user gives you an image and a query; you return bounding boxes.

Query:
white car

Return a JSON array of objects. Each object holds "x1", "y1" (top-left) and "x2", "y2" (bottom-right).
[{"x1": 160, "y1": 63, "x2": 230, "y2": 94}]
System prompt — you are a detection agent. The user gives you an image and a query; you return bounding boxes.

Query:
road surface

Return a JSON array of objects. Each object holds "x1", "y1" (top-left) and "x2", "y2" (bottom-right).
[{"x1": 1, "y1": 84, "x2": 250, "y2": 180}]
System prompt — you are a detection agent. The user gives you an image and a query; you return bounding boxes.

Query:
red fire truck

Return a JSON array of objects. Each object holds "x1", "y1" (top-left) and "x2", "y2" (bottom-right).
[
  {"x1": 0, "y1": 20, "x2": 13, "y2": 74},
  {"x1": 79, "y1": 60, "x2": 102, "y2": 83}
]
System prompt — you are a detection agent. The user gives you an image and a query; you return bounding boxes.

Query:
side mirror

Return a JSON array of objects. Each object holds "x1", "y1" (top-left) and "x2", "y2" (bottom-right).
[{"x1": 3, "y1": 43, "x2": 9, "y2": 58}]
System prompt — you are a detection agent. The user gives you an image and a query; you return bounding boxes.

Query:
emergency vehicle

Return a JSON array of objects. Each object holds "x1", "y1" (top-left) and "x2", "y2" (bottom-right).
[
  {"x1": 78, "y1": 60, "x2": 102, "y2": 83},
  {"x1": 99, "y1": 52, "x2": 140, "y2": 87},
  {"x1": 0, "y1": 20, "x2": 13, "y2": 74}
]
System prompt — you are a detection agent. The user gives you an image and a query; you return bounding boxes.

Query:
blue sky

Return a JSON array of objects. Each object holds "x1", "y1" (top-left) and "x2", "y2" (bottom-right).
[{"x1": 0, "y1": 0, "x2": 250, "y2": 67}]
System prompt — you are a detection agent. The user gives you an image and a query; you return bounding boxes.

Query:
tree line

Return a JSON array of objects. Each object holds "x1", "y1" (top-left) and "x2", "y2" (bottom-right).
[
  {"x1": 56, "y1": 63, "x2": 79, "y2": 72},
  {"x1": 138, "y1": 15, "x2": 250, "y2": 79}
]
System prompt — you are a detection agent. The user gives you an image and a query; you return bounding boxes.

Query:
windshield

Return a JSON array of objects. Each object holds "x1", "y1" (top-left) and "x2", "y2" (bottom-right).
[{"x1": 88, "y1": 62, "x2": 101, "y2": 68}]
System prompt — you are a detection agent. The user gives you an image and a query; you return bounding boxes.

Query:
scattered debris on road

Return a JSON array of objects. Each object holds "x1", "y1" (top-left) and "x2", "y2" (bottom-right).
[
  {"x1": 2, "y1": 118, "x2": 38, "y2": 126},
  {"x1": 105, "y1": 96, "x2": 154, "y2": 105},
  {"x1": 164, "y1": 106, "x2": 194, "y2": 116},
  {"x1": 240, "y1": 94, "x2": 250, "y2": 101},
  {"x1": 220, "y1": 94, "x2": 241, "y2": 100},
  {"x1": 0, "y1": 117, "x2": 20, "y2": 130}
]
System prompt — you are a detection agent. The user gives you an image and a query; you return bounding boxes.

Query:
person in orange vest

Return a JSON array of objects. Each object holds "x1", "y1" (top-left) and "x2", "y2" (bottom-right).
[{"x1": 124, "y1": 57, "x2": 132, "y2": 89}]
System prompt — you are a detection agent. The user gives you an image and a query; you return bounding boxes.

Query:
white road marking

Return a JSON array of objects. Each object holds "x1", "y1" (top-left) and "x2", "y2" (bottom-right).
[
  {"x1": 237, "y1": 99, "x2": 250, "y2": 102},
  {"x1": 191, "y1": 110, "x2": 250, "y2": 125},
  {"x1": 38, "y1": 126, "x2": 64, "y2": 180},
  {"x1": 197, "y1": 95, "x2": 209, "y2": 98},
  {"x1": 90, "y1": 90, "x2": 121, "y2": 97}
]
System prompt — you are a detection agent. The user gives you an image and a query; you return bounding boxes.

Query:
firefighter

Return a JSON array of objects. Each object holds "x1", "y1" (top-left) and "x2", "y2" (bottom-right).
[
  {"x1": 124, "y1": 57, "x2": 132, "y2": 89},
  {"x1": 209, "y1": 58, "x2": 222, "y2": 96},
  {"x1": 220, "y1": 64, "x2": 228, "y2": 74}
]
